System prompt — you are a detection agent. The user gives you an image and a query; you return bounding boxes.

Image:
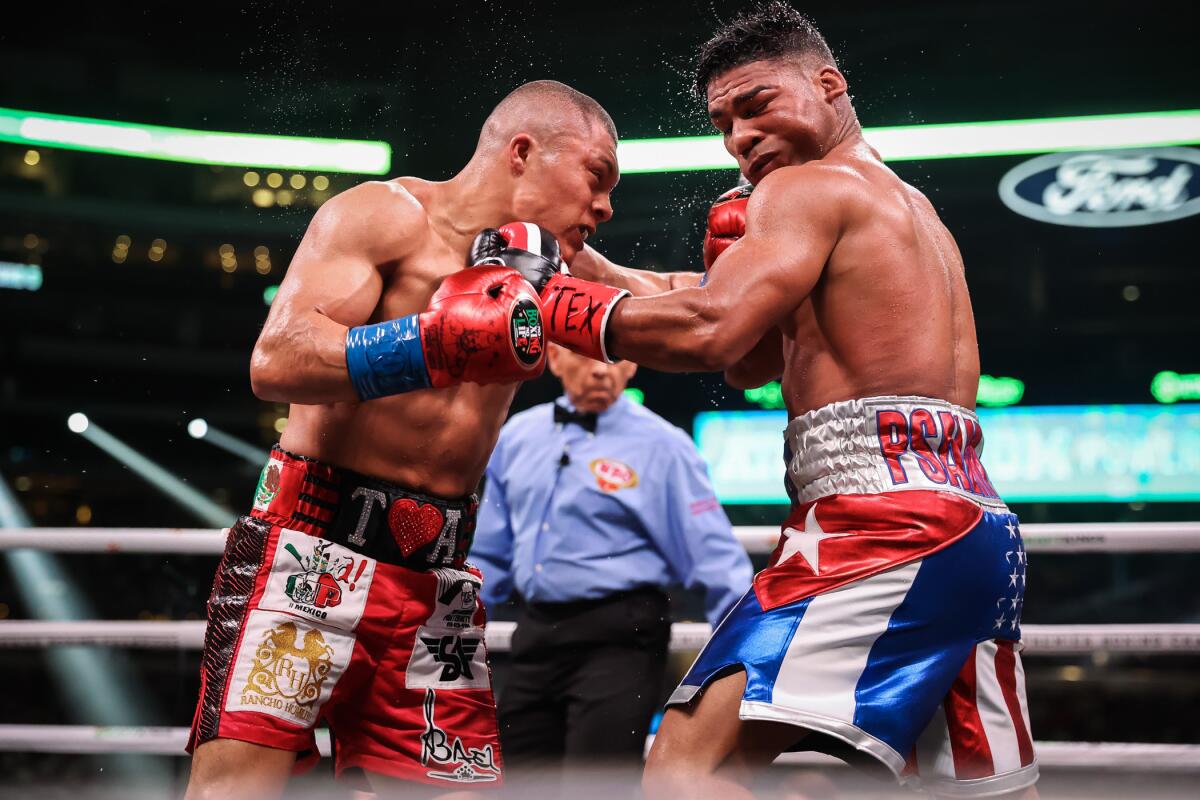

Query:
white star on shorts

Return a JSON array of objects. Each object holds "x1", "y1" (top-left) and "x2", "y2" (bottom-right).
[{"x1": 776, "y1": 504, "x2": 851, "y2": 575}]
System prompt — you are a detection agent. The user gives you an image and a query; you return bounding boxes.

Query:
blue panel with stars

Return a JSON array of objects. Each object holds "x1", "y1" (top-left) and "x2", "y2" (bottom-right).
[{"x1": 851, "y1": 510, "x2": 1026, "y2": 755}]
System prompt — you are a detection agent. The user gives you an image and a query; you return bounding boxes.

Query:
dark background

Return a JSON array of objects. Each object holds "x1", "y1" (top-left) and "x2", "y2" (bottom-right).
[
  {"x1": 1, "y1": 1, "x2": 1198, "y2": 794},
  {"x1": 3, "y1": 1, "x2": 1197, "y2": 529}
]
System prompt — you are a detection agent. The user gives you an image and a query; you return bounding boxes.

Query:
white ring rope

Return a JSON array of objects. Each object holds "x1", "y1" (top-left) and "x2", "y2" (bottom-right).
[
  {"x1": 2, "y1": 525, "x2": 1197, "y2": 773},
  {"x1": 1, "y1": 521, "x2": 1198, "y2": 555},
  {"x1": 1, "y1": 523, "x2": 1195, "y2": 652},
  {"x1": 0, "y1": 724, "x2": 1196, "y2": 771},
  {"x1": 1, "y1": 620, "x2": 1198, "y2": 655}
]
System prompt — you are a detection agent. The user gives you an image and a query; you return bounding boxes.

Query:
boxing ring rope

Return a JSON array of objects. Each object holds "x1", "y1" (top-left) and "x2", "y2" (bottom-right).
[
  {"x1": 3, "y1": 521, "x2": 1199, "y2": 555},
  {"x1": 2, "y1": 619, "x2": 1199, "y2": 655},
  {"x1": 1, "y1": 523, "x2": 1198, "y2": 769},
  {"x1": 0, "y1": 724, "x2": 1196, "y2": 773}
]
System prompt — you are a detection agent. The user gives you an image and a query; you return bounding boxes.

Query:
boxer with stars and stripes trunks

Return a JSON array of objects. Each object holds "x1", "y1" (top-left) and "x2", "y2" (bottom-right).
[
  {"x1": 554, "y1": 5, "x2": 1039, "y2": 797},
  {"x1": 670, "y1": 397, "x2": 1035, "y2": 796}
]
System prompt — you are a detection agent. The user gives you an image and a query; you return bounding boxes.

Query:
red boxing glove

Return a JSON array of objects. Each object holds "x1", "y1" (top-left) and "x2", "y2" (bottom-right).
[
  {"x1": 420, "y1": 266, "x2": 546, "y2": 387},
  {"x1": 702, "y1": 183, "x2": 753, "y2": 272},
  {"x1": 540, "y1": 273, "x2": 629, "y2": 363},
  {"x1": 471, "y1": 221, "x2": 628, "y2": 363}
]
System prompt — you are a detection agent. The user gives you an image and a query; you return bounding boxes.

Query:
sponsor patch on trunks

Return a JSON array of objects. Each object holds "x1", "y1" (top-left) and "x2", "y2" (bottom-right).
[
  {"x1": 259, "y1": 528, "x2": 374, "y2": 630},
  {"x1": 420, "y1": 689, "x2": 500, "y2": 782},
  {"x1": 428, "y1": 568, "x2": 482, "y2": 630},
  {"x1": 405, "y1": 626, "x2": 490, "y2": 690},
  {"x1": 225, "y1": 610, "x2": 353, "y2": 728},
  {"x1": 252, "y1": 458, "x2": 284, "y2": 512}
]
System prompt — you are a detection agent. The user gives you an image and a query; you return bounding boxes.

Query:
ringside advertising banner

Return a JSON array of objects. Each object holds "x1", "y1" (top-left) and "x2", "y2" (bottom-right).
[
  {"x1": 696, "y1": 405, "x2": 1200, "y2": 504},
  {"x1": 998, "y1": 147, "x2": 1200, "y2": 227}
]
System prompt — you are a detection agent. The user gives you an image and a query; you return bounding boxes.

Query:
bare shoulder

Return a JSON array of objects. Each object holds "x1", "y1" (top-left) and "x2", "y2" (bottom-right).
[
  {"x1": 305, "y1": 179, "x2": 429, "y2": 262},
  {"x1": 896, "y1": 175, "x2": 939, "y2": 214},
  {"x1": 752, "y1": 162, "x2": 863, "y2": 213},
  {"x1": 756, "y1": 161, "x2": 861, "y2": 196},
  {"x1": 894, "y1": 175, "x2": 956, "y2": 234}
]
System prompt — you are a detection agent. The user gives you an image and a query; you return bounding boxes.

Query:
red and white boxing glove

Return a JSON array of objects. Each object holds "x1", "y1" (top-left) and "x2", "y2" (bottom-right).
[
  {"x1": 469, "y1": 222, "x2": 629, "y2": 363},
  {"x1": 469, "y1": 222, "x2": 563, "y2": 292},
  {"x1": 702, "y1": 183, "x2": 753, "y2": 276}
]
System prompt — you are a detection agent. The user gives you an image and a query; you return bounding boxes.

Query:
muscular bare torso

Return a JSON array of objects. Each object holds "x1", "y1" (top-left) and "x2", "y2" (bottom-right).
[
  {"x1": 777, "y1": 152, "x2": 979, "y2": 416},
  {"x1": 278, "y1": 178, "x2": 517, "y2": 497}
]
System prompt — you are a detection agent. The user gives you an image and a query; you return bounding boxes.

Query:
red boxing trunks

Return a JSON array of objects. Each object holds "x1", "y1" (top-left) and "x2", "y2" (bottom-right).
[{"x1": 187, "y1": 446, "x2": 503, "y2": 787}]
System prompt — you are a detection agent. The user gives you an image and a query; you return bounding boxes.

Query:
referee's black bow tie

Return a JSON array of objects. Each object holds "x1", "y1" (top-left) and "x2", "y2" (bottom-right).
[{"x1": 554, "y1": 404, "x2": 598, "y2": 433}]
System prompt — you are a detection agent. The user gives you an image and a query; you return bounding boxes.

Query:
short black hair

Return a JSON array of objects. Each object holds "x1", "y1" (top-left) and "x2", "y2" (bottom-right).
[{"x1": 694, "y1": 2, "x2": 837, "y2": 98}]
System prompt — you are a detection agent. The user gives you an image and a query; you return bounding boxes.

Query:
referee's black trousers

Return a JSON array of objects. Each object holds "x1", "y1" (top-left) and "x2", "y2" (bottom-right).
[{"x1": 497, "y1": 586, "x2": 670, "y2": 777}]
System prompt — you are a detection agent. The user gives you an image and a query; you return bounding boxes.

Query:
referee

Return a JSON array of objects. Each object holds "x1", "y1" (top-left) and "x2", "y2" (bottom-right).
[{"x1": 472, "y1": 344, "x2": 752, "y2": 780}]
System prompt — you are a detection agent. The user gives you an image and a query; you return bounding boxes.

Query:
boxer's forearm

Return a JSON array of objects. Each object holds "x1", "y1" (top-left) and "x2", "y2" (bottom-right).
[
  {"x1": 571, "y1": 246, "x2": 701, "y2": 296},
  {"x1": 250, "y1": 313, "x2": 362, "y2": 404},
  {"x1": 607, "y1": 289, "x2": 749, "y2": 372}
]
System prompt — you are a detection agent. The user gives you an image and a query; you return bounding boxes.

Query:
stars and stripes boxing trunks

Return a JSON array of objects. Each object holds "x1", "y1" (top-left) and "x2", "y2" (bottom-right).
[{"x1": 668, "y1": 396, "x2": 1037, "y2": 797}]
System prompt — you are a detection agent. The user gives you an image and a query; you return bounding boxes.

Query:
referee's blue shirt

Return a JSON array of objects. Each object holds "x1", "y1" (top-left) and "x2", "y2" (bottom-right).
[{"x1": 472, "y1": 395, "x2": 752, "y2": 627}]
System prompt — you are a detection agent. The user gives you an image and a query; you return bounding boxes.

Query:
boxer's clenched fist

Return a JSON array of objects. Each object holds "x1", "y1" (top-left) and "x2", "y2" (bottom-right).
[
  {"x1": 421, "y1": 266, "x2": 546, "y2": 387},
  {"x1": 345, "y1": 266, "x2": 545, "y2": 400},
  {"x1": 702, "y1": 184, "x2": 753, "y2": 272},
  {"x1": 471, "y1": 221, "x2": 629, "y2": 363}
]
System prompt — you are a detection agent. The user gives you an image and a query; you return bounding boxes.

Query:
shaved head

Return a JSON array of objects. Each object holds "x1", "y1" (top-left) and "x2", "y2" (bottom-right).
[
  {"x1": 477, "y1": 80, "x2": 617, "y2": 153},
  {"x1": 459, "y1": 80, "x2": 618, "y2": 265}
]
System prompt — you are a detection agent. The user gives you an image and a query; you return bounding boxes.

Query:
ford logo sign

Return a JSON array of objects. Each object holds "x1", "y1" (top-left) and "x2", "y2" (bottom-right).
[{"x1": 998, "y1": 147, "x2": 1200, "y2": 228}]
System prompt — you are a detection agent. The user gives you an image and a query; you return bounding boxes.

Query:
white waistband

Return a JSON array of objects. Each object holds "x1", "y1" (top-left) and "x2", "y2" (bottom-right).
[{"x1": 784, "y1": 396, "x2": 1008, "y2": 510}]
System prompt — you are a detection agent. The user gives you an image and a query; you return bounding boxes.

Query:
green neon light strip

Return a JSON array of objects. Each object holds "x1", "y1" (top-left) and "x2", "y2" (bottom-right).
[
  {"x1": 1151, "y1": 371, "x2": 1200, "y2": 404},
  {"x1": 617, "y1": 109, "x2": 1200, "y2": 173},
  {"x1": 0, "y1": 107, "x2": 391, "y2": 174},
  {"x1": 4, "y1": 107, "x2": 1195, "y2": 176},
  {"x1": 976, "y1": 375, "x2": 1025, "y2": 408}
]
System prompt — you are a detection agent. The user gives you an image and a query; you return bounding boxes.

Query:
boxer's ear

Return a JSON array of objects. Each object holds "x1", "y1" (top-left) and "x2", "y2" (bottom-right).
[
  {"x1": 817, "y1": 66, "x2": 848, "y2": 103},
  {"x1": 507, "y1": 133, "x2": 534, "y2": 176}
]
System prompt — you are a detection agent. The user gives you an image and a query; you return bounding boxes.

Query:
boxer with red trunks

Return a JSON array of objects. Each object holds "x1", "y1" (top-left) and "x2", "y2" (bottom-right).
[
  {"x1": 553, "y1": 4, "x2": 1040, "y2": 798},
  {"x1": 183, "y1": 80, "x2": 620, "y2": 800}
]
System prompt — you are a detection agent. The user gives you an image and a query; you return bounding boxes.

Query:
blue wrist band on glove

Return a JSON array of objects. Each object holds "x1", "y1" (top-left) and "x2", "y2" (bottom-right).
[{"x1": 345, "y1": 314, "x2": 431, "y2": 400}]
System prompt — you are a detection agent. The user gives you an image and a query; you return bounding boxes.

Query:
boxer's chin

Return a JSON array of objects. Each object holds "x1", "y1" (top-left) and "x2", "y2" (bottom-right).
[
  {"x1": 561, "y1": 230, "x2": 585, "y2": 263},
  {"x1": 560, "y1": 243, "x2": 578, "y2": 264}
]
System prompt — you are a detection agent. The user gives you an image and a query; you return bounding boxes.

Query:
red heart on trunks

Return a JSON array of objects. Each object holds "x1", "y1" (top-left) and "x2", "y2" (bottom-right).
[{"x1": 387, "y1": 498, "x2": 446, "y2": 557}]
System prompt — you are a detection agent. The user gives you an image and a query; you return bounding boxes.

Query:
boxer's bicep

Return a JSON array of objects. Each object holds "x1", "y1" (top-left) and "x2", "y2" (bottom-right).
[
  {"x1": 695, "y1": 235, "x2": 815, "y2": 364},
  {"x1": 733, "y1": 166, "x2": 841, "y2": 303},
  {"x1": 607, "y1": 231, "x2": 811, "y2": 371},
  {"x1": 269, "y1": 183, "x2": 421, "y2": 330},
  {"x1": 606, "y1": 170, "x2": 838, "y2": 372},
  {"x1": 251, "y1": 183, "x2": 424, "y2": 402}
]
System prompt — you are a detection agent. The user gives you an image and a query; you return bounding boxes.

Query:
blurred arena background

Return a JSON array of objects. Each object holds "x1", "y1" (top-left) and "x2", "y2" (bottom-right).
[{"x1": 1, "y1": 1, "x2": 1198, "y2": 797}]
